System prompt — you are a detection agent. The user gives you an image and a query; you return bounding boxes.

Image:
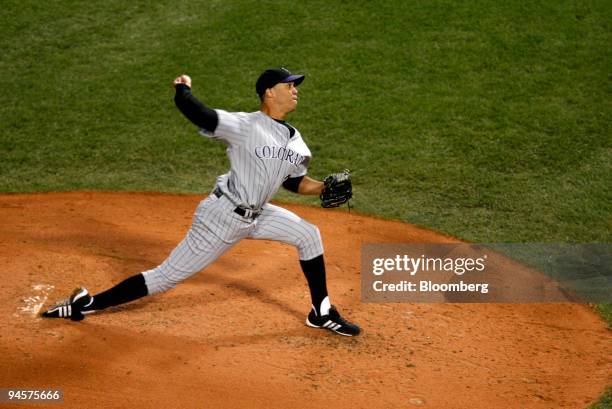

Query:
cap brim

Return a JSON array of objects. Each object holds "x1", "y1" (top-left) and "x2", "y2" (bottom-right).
[{"x1": 282, "y1": 74, "x2": 305, "y2": 86}]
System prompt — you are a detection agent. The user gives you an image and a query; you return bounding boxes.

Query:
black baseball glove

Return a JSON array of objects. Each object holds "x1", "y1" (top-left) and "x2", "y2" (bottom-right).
[{"x1": 320, "y1": 170, "x2": 352, "y2": 208}]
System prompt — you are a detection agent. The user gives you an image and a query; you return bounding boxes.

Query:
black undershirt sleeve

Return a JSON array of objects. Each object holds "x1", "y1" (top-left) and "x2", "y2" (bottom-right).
[
  {"x1": 174, "y1": 83, "x2": 219, "y2": 133},
  {"x1": 282, "y1": 175, "x2": 305, "y2": 193}
]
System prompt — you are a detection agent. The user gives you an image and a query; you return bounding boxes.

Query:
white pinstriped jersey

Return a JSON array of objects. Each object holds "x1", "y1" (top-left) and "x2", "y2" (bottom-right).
[
  {"x1": 143, "y1": 109, "x2": 325, "y2": 295},
  {"x1": 199, "y1": 110, "x2": 311, "y2": 210}
]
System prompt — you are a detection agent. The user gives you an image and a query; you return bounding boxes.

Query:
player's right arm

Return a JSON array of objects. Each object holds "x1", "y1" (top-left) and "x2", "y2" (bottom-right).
[
  {"x1": 173, "y1": 75, "x2": 249, "y2": 144},
  {"x1": 173, "y1": 75, "x2": 218, "y2": 134}
]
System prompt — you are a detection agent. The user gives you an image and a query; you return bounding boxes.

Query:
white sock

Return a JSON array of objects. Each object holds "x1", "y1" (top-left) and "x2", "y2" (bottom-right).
[{"x1": 318, "y1": 296, "x2": 331, "y2": 316}]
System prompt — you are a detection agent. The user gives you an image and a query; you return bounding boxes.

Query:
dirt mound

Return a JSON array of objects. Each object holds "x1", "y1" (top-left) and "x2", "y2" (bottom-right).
[{"x1": 1, "y1": 192, "x2": 609, "y2": 408}]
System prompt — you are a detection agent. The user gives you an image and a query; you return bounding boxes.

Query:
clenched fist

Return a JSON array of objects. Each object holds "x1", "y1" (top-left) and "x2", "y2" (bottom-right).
[{"x1": 173, "y1": 74, "x2": 192, "y2": 88}]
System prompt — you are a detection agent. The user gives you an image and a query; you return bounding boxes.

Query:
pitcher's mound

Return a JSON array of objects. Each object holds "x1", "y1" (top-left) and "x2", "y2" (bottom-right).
[{"x1": 1, "y1": 192, "x2": 609, "y2": 408}]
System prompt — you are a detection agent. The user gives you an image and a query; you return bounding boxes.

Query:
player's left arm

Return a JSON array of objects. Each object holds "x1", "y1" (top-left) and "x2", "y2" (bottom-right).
[
  {"x1": 297, "y1": 176, "x2": 324, "y2": 195},
  {"x1": 283, "y1": 175, "x2": 324, "y2": 196},
  {"x1": 284, "y1": 172, "x2": 353, "y2": 208}
]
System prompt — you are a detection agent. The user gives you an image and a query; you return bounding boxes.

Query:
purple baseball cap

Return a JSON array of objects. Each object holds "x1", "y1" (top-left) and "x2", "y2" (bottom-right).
[{"x1": 255, "y1": 67, "x2": 305, "y2": 99}]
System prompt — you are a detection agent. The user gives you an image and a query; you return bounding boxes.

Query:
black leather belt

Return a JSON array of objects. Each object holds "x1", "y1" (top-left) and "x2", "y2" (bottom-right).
[{"x1": 213, "y1": 187, "x2": 261, "y2": 219}]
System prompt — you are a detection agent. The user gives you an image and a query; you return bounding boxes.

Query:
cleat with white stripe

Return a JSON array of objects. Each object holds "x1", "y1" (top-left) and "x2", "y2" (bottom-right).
[
  {"x1": 306, "y1": 305, "x2": 361, "y2": 337},
  {"x1": 41, "y1": 287, "x2": 93, "y2": 321}
]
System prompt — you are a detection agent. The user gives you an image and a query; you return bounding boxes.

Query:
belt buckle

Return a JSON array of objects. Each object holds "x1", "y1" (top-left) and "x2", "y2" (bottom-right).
[{"x1": 235, "y1": 206, "x2": 261, "y2": 219}]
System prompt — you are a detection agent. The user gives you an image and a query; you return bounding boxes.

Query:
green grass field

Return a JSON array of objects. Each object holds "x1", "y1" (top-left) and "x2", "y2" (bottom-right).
[{"x1": 1, "y1": 1, "x2": 610, "y2": 406}]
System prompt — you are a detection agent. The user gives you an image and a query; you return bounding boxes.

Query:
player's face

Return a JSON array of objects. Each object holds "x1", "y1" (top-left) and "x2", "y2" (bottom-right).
[{"x1": 270, "y1": 82, "x2": 298, "y2": 113}]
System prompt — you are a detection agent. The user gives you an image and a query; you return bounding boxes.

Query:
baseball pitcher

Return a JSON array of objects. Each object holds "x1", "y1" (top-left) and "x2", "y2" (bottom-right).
[{"x1": 43, "y1": 67, "x2": 359, "y2": 337}]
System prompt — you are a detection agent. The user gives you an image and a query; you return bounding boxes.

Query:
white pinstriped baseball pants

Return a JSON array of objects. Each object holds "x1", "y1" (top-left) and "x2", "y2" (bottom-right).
[{"x1": 142, "y1": 193, "x2": 324, "y2": 294}]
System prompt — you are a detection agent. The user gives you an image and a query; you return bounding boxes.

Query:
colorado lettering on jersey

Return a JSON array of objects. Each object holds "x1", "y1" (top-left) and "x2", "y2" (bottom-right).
[{"x1": 255, "y1": 145, "x2": 305, "y2": 166}]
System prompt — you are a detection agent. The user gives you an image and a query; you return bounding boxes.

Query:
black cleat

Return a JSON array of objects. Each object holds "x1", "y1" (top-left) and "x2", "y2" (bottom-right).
[
  {"x1": 306, "y1": 305, "x2": 361, "y2": 337},
  {"x1": 42, "y1": 287, "x2": 93, "y2": 321}
]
